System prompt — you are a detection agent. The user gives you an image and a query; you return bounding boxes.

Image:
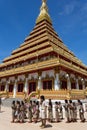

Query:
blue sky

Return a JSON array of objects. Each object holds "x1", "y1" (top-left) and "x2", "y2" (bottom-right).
[{"x1": 0, "y1": 0, "x2": 87, "y2": 65}]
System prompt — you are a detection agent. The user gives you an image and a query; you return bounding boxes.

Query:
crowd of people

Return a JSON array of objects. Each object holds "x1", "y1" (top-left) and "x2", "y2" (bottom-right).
[{"x1": 11, "y1": 96, "x2": 87, "y2": 128}]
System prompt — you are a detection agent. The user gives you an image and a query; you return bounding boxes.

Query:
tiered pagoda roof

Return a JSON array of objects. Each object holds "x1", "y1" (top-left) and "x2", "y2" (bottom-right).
[{"x1": 0, "y1": 0, "x2": 87, "y2": 78}]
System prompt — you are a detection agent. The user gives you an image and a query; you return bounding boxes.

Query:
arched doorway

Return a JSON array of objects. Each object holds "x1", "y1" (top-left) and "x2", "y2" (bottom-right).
[{"x1": 28, "y1": 82, "x2": 36, "y2": 94}]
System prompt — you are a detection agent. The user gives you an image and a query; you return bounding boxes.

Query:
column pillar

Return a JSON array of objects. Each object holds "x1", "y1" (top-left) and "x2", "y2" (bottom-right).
[
  {"x1": 82, "y1": 79, "x2": 85, "y2": 89},
  {"x1": 66, "y1": 74, "x2": 71, "y2": 90},
  {"x1": 13, "y1": 79, "x2": 17, "y2": 98},
  {"x1": 38, "y1": 71, "x2": 42, "y2": 90},
  {"x1": 0, "y1": 79, "x2": 1, "y2": 91},
  {"x1": 76, "y1": 78, "x2": 79, "y2": 89},
  {"x1": 5, "y1": 81, "x2": 9, "y2": 91},
  {"x1": 24, "y1": 77, "x2": 28, "y2": 93},
  {"x1": 54, "y1": 68, "x2": 60, "y2": 90}
]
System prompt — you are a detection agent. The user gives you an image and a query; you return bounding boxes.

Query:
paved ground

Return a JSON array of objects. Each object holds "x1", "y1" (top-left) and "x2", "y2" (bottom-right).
[{"x1": 0, "y1": 106, "x2": 87, "y2": 130}]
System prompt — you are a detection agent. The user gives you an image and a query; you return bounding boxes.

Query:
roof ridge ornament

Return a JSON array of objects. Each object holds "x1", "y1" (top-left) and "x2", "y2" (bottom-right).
[{"x1": 36, "y1": 0, "x2": 52, "y2": 24}]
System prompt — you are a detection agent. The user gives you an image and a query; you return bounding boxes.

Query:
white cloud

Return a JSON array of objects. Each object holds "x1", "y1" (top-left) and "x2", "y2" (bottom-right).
[
  {"x1": 64, "y1": 4, "x2": 75, "y2": 15},
  {"x1": 59, "y1": 1, "x2": 78, "y2": 15}
]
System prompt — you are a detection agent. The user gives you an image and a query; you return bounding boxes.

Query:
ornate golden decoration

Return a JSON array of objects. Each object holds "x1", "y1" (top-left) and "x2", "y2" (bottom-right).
[
  {"x1": 0, "y1": 90, "x2": 9, "y2": 98},
  {"x1": 26, "y1": 89, "x2": 40, "y2": 101},
  {"x1": 36, "y1": 0, "x2": 52, "y2": 24},
  {"x1": 39, "y1": 89, "x2": 86, "y2": 100}
]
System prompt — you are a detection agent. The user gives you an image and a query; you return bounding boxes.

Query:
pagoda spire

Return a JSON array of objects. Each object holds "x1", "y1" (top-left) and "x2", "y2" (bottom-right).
[
  {"x1": 36, "y1": 0, "x2": 52, "y2": 24},
  {"x1": 40, "y1": 0, "x2": 48, "y2": 15}
]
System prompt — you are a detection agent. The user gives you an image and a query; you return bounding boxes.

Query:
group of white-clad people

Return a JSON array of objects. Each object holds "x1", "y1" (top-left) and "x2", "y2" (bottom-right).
[{"x1": 11, "y1": 96, "x2": 87, "y2": 128}]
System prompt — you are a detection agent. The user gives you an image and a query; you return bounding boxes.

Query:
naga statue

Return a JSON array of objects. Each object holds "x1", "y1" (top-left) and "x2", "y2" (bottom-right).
[
  {"x1": 24, "y1": 89, "x2": 40, "y2": 102},
  {"x1": 0, "y1": 90, "x2": 9, "y2": 98}
]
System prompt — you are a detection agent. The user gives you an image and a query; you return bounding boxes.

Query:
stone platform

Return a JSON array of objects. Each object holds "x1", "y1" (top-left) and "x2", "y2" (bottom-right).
[{"x1": 0, "y1": 106, "x2": 87, "y2": 130}]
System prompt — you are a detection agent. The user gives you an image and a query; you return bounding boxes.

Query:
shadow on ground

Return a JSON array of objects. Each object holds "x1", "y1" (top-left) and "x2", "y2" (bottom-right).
[
  {"x1": 45, "y1": 124, "x2": 53, "y2": 128},
  {"x1": 0, "y1": 111, "x2": 5, "y2": 113}
]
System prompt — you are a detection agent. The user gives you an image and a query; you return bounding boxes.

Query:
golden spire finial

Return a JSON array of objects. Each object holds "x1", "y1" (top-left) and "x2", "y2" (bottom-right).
[
  {"x1": 36, "y1": 0, "x2": 52, "y2": 24},
  {"x1": 41, "y1": 0, "x2": 48, "y2": 14}
]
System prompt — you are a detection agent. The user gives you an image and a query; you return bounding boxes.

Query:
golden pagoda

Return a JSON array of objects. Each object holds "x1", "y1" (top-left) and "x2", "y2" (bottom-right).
[{"x1": 0, "y1": 0, "x2": 87, "y2": 99}]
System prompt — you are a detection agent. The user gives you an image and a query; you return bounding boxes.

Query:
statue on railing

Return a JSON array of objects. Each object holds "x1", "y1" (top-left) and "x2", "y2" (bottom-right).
[
  {"x1": 0, "y1": 90, "x2": 9, "y2": 98},
  {"x1": 24, "y1": 89, "x2": 40, "y2": 102}
]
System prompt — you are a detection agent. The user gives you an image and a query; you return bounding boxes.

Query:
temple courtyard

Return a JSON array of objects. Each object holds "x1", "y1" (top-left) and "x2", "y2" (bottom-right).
[{"x1": 0, "y1": 106, "x2": 87, "y2": 130}]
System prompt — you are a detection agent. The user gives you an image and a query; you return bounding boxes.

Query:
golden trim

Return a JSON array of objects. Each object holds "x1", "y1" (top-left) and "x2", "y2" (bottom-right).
[
  {"x1": 4, "y1": 39, "x2": 49, "y2": 62},
  {"x1": 0, "y1": 58, "x2": 59, "y2": 77},
  {"x1": 1, "y1": 46, "x2": 53, "y2": 67}
]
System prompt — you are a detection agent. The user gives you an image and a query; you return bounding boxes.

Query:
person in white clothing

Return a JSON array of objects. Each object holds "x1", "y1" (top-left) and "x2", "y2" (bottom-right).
[{"x1": 40, "y1": 95, "x2": 47, "y2": 128}]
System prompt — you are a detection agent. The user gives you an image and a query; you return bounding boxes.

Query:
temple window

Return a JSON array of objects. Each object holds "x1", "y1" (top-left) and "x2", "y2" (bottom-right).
[
  {"x1": 79, "y1": 84, "x2": 83, "y2": 90},
  {"x1": 23, "y1": 61, "x2": 28, "y2": 65},
  {"x1": 14, "y1": 64, "x2": 18, "y2": 68},
  {"x1": 43, "y1": 80, "x2": 52, "y2": 90},
  {"x1": 28, "y1": 82, "x2": 36, "y2": 94},
  {"x1": 18, "y1": 83, "x2": 24, "y2": 92},
  {"x1": 61, "y1": 80, "x2": 67, "y2": 89},
  {"x1": 9, "y1": 85, "x2": 13, "y2": 92},
  {"x1": 0, "y1": 85, "x2": 5, "y2": 91},
  {"x1": 71, "y1": 82, "x2": 76, "y2": 89}
]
